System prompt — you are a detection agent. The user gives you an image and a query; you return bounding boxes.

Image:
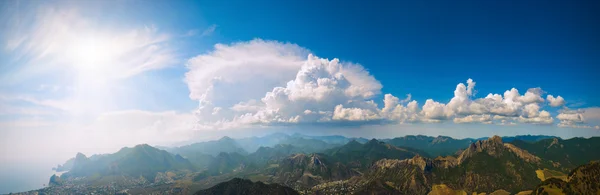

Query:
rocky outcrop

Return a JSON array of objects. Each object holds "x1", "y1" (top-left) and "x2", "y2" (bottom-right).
[
  {"x1": 504, "y1": 143, "x2": 541, "y2": 164},
  {"x1": 433, "y1": 156, "x2": 459, "y2": 168},
  {"x1": 546, "y1": 138, "x2": 562, "y2": 149},
  {"x1": 49, "y1": 174, "x2": 63, "y2": 186},
  {"x1": 457, "y1": 135, "x2": 505, "y2": 164},
  {"x1": 374, "y1": 155, "x2": 431, "y2": 171}
]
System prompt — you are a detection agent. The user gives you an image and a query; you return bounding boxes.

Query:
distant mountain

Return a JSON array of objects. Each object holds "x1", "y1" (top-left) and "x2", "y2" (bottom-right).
[
  {"x1": 164, "y1": 133, "x2": 561, "y2": 163},
  {"x1": 510, "y1": 137, "x2": 600, "y2": 170},
  {"x1": 500, "y1": 135, "x2": 559, "y2": 143},
  {"x1": 195, "y1": 178, "x2": 299, "y2": 195},
  {"x1": 246, "y1": 144, "x2": 304, "y2": 166},
  {"x1": 170, "y1": 136, "x2": 248, "y2": 157},
  {"x1": 325, "y1": 138, "x2": 427, "y2": 169},
  {"x1": 385, "y1": 135, "x2": 476, "y2": 157},
  {"x1": 234, "y1": 133, "x2": 340, "y2": 154},
  {"x1": 206, "y1": 152, "x2": 247, "y2": 175},
  {"x1": 236, "y1": 133, "x2": 293, "y2": 153},
  {"x1": 291, "y1": 133, "x2": 369, "y2": 145},
  {"x1": 166, "y1": 136, "x2": 247, "y2": 169},
  {"x1": 278, "y1": 137, "x2": 340, "y2": 153},
  {"x1": 177, "y1": 151, "x2": 215, "y2": 170},
  {"x1": 531, "y1": 161, "x2": 600, "y2": 194},
  {"x1": 64, "y1": 144, "x2": 194, "y2": 180}
]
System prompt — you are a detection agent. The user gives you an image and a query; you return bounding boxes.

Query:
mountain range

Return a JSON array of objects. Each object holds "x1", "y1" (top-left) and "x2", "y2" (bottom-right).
[{"x1": 20, "y1": 133, "x2": 600, "y2": 195}]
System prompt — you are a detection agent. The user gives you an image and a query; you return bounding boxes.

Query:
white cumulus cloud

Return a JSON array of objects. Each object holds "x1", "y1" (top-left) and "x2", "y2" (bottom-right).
[{"x1": 547, "y1": 95, "x2": 566, "y2": 107}]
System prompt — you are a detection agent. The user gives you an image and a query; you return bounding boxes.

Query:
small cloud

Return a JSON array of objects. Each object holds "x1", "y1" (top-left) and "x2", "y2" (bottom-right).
[
  {"x1": 184, "y1": 29, "x2": 199, "y2": 37},
  {"x1": 201, "y1": 24, "x2": 217, "y2": 37},
  {"x1": 183, "y1": 24, "x2": 216, "y2": 37}
]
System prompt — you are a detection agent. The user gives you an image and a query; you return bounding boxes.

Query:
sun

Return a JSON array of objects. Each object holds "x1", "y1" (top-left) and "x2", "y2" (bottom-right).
[{"x1": 69, "y1": 36, "x2": 116, "y2": 72}]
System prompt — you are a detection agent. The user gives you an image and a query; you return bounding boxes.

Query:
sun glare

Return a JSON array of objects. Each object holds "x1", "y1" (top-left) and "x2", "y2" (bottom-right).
[{"x1": 70, "y1": 36, "x2": 116, "y2": 72}]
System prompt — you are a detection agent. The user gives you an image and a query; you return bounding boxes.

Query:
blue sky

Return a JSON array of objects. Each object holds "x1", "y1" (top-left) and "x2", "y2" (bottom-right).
[
  {"x1": 13, "y1": 0, "x2": 596, "y2": 109},
  {"x1": 1, "y1": 0, "x2": 600, "y2": 175}
]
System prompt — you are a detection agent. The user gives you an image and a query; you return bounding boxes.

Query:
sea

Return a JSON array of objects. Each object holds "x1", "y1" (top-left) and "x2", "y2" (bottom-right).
[{"x1": 0, "y1": 162, "x2": 65, "y2": 194}]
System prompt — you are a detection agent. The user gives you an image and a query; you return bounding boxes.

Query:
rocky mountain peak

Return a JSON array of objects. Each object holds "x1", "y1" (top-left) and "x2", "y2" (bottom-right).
[
  {"x1": 489, "y1": 135, "x2": 503, "y2": 144},
  {"x1": 75, "y1": 152, "x2": 88, "y2": 160},
  {"x1": 366, "y1": 138, "x2": 381, "y2": 145},
  {"x1": 457, "y1": 135, "x2": 505, "y2": 164},
  {"x1": 408, "y1": 154, "x2": 429, "y2": 171},
  {"x1": 219, "y1": 136, "x2": 234, "y2": 142},
  {"x1": 133, "y1": 144, "x2": 153, "y2": 150},
  {"x1": 456, "y1": 135, "x2": 544, "y2": 165}
]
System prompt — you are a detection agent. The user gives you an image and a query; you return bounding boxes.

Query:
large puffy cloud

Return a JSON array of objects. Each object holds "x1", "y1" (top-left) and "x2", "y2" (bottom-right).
[
  {"x1": 236, "y1": 54, "x2": 383, "y2": 124},
  {"x1": 183, "y1": 40, "x2": 595, "y2": 129},
  {"x1": 184, "y1": 41, "x2": 383, "y2": 127},
  {"x1": 421, "y1": 99, "x2": 448, "y2": 120}
]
